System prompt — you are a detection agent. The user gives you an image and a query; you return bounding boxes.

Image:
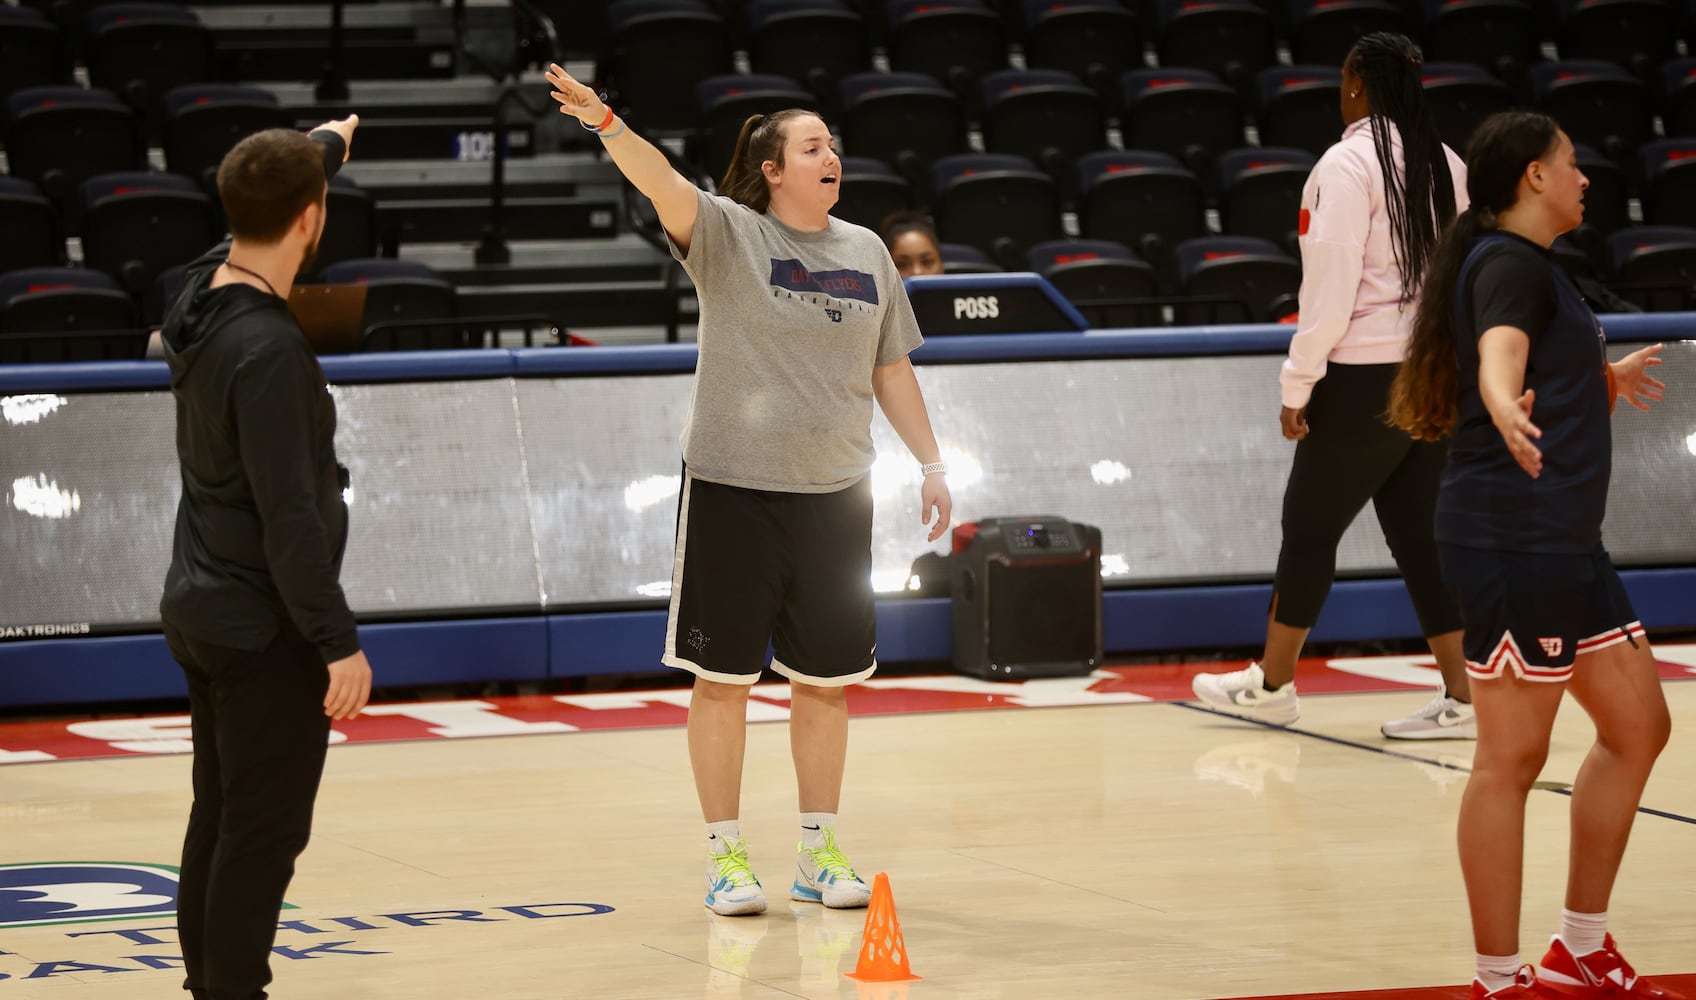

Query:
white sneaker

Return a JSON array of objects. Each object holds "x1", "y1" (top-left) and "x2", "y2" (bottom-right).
[
  {"x1": 1381, "y1": 692, "x2": 1477, "y2": 740},
  {"x1": 1190, "y1": 662, "x2": 1300, "y2": 726},
  {"x1": 705, "y1": 835, "x2": 767, "y2": 916},
  {"x1": 790, "y1": 827, "x2": 871, "y2": 909}
]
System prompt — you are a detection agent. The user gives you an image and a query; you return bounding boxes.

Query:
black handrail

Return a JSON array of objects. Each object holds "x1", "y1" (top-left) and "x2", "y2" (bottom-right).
[
  {"x1": 449, "y1": 0, "x2": 563, "y2": 266},
  {"x1": 315, "y1": 0, "x2": 349, "y2": 102},
  {"x1": 473, "y1": 85, "x2": 549, "y2": 266},
  {"x1": 448, "y1": 0, "x2": 710, "y2": 337}
]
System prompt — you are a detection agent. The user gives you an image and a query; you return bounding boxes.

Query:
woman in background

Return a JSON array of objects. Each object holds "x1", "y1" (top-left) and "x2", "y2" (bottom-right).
[
  {"x1": 1192, "y1": 33, "x2": 1475, "y2": 739},
  {"x1": 882, "y1": 211, "x2": 946, "y2": 278}
]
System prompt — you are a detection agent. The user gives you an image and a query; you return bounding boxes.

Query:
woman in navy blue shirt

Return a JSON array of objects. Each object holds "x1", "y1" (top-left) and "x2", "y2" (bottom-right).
[{"x1": 1390, "y1": 111, "x2": 1673, "y2": 1000}]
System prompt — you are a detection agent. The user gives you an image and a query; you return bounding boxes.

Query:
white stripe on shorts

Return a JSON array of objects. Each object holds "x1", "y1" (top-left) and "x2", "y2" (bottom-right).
[
  {"x1": 662, "y1": 473, "x2": 761, "y2": 686},
  {"x1": 770, "y1": 656, "x2": 879, "y2": 688},
  {"x1": 662, "y1": 474, "x2": 698, "y2": 674},
  {"x1": 1576, "y1": 621, "x2": 1646, "y2": 656}
]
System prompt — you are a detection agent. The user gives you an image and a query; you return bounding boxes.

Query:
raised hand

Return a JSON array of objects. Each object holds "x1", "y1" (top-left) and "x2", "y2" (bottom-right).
[{"x1": 545, "y1": 63, "x2": 608, "y2": 127}]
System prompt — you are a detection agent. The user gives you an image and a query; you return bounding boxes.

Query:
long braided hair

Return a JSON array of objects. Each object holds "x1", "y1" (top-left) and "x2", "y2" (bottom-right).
[{"x1": 1348, "y1": 32, "x2": 1457, "y2": 300}]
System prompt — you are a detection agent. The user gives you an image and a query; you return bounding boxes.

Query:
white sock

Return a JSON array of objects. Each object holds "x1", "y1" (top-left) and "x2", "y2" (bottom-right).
[
  {"x1": 1476, "y1": 953, "x2": 1522, "y2": 994},
  {"x1": 707, "y1": 820, "x2": 740, "y2": 855},
  {"x1": 1560, "y1": 909, "x2": 1607, "y2": 957},
  {"x1": 800, "y1": 812, "x2": 835, "y2": 849}
]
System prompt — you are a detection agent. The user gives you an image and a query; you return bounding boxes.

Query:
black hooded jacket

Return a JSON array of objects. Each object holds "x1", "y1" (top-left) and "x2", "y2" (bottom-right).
[{"x1": 159, "y1": 130, "x2": 360, "y2": 664}]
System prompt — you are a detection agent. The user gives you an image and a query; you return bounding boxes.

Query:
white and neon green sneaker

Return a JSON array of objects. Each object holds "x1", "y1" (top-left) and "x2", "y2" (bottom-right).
[
  {"x1": 705, "y1": 836, "x2": 767, "y2": 916},
  {"x1": 790, "y1": 827, "x2": 871, "y2": 909}
]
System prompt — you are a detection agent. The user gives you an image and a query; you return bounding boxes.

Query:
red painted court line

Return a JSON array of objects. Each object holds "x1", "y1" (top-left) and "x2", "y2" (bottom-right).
[
  {"x1": 2, "y1": 649, "x2": 1692, "y2": 764},
  {"x1": 1222, "y1": 971, "x2": 1696, "y2": 1000}
]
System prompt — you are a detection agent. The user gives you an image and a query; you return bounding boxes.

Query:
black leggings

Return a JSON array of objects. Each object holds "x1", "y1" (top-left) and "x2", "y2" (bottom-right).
[{"x1": 1274, "y1": 362, "x2": 1463, "y2": 637}]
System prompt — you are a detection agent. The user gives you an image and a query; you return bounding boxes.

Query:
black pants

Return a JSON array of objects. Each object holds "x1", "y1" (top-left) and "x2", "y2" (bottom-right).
[
  {"x1": 164, "y1": 623, "x2": 332, "y2": 1000},
  {"x1": 1274, "y1": 362, "x2": 1463, "y2": 636}
]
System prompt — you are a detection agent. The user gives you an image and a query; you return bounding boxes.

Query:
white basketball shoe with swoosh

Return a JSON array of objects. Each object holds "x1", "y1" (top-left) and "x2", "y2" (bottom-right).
[
  {"x1": 1190, "y1": 662, "x2": 1300, "y2": 727},
  {"x1": 705, "y1": 835, "x2": 767, "y2": 916},
  {"x1": 790, "y1": 827, "x2": 871, "y2": 909},
  {"x1": 1381, "y1": 692, "x2": 1477, "y2": 740}
]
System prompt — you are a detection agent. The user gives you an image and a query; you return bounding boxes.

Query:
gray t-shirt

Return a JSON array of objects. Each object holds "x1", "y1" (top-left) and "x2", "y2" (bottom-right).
[{"x1": 668, "y1": 188, "x2": 924, "y2": 492}]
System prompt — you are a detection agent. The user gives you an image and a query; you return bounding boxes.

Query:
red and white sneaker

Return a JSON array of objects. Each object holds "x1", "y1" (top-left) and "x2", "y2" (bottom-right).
[
  {"x1": 1471, "y1": 965, "x2": 1545, "y2": 999},
  {"x1": 1539, "y1": 935, "x2": 1685, "y2": 999}
]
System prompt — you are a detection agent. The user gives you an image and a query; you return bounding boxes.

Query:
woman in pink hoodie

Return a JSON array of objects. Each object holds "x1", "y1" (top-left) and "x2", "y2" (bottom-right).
[{"x1": 1193, "y1": 33, "x2": 1474, "y2": 738}]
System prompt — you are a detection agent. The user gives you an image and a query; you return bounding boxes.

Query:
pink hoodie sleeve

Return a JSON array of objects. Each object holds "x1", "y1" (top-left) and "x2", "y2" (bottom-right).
[{"x1": 1280, "y1": 149, "x2": 1373, "y2": 410}]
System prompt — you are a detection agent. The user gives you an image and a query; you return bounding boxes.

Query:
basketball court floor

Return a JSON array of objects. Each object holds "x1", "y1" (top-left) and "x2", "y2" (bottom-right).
[{"x1": 2, "y1": 648, "x2": 1693, "y2": 999}]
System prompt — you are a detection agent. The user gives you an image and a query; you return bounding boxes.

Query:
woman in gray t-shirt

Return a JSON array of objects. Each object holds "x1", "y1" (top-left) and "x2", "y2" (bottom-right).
[{"x1": 548, "y1": 64, "x2": 951, "y2": 919}]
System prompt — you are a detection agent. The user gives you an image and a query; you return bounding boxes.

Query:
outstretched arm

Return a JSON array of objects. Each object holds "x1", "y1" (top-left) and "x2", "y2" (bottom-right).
[
  {"x1": 545, "y1": 64, "x2": 699, "y2": 252},
  {"x1": 1479, "y1": 325, "x2": 1542, "y2": 479}
]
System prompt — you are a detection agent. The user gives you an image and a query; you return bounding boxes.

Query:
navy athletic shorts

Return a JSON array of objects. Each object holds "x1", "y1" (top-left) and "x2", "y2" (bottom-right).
[{"x1": 1438, "y1": 544, "x2": 1643, "y2": 684}]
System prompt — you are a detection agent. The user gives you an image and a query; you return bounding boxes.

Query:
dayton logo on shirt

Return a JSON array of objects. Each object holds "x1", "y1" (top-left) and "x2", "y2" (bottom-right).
[
  {"x1": 769, "y1": 259, "x2": 880, "y2": 306},
  {"x1": 0, "y1": 863, "x2": 183, "y2": 928}
]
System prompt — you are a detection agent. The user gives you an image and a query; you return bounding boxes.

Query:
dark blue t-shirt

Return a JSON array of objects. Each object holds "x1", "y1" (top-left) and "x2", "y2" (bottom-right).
[{"x1": 1435, "y1": 231, "x2": 1612, "y2": 553}]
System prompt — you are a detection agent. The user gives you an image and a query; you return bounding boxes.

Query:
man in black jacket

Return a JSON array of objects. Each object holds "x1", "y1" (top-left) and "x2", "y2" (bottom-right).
[{"x1": 159, "y1": 116, "x2": 372, "y2": 1000}]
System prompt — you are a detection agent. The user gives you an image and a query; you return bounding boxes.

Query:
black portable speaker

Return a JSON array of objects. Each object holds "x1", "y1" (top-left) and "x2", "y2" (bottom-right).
[{"x1": 949, "y1": 516, "x2": 1103, "y2": 681}]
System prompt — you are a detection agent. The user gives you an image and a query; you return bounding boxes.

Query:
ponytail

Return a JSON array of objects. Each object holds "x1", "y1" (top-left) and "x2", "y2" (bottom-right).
[
  {"x1": 718, "y1": 109, "x2": 819, "y2": 212},
  {"x1": 1389, "y1": 206, "x2": 1488, "y2": 440},
  {"x1": 1389, "y1": 110, "x2": 1564, "y2": 440}
]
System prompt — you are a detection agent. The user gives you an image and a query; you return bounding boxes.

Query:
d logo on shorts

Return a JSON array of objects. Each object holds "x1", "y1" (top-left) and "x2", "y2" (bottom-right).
[{"x1": 1538, "y1": 637, "x2": 1563, "y2": 657}]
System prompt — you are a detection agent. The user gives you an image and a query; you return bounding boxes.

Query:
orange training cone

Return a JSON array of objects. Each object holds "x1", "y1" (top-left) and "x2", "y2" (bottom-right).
[{"x1": 845, "y1": 872, "x2": 921, "y2": 983}]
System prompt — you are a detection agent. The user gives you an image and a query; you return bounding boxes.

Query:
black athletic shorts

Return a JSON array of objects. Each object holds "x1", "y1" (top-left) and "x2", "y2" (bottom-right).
[
  {"x1": 1438, "y1": 544, "x2": 1643, "y2": 684},
  {"x1": 664, "y1": 469, "x2": 877, "y2": 686}
]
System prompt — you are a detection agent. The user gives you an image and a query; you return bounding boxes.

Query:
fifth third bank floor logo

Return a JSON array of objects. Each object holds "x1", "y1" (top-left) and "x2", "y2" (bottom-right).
[{"x1": 0, "y1": 862, "x2": 181, "y2": 928}]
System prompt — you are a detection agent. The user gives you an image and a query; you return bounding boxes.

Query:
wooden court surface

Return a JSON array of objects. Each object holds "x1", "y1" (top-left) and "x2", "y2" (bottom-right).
[{"x1": 2, "y1": 653, "x2": 1692, "y2": 999}]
